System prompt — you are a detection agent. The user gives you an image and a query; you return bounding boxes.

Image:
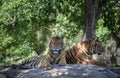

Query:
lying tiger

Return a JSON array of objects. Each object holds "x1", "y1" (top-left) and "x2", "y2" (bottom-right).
[
  {"x1": 12, "y1": 36, "x2": 66, "y2": 69},
  {"x1": 65, "y1": 38, "x2": 106, "y2": 66}
]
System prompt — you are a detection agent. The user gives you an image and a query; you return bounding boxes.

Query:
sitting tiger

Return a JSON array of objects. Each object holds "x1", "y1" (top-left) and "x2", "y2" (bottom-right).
[
  {"x1": 12, "y1": 36, "x2": 66, "y2": 69},
  {"x1": 65, "y1": 38, "x2": 106, "y2": 66}
]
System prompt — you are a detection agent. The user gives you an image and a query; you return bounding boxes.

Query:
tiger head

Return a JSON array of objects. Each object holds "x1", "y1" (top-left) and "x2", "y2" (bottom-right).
[
  {"x1": 90, "y1": 38, "x2": 104, "y2": 55},
  {"x1": 48, "y1": 36, "x2": 64, "y2": 55}
]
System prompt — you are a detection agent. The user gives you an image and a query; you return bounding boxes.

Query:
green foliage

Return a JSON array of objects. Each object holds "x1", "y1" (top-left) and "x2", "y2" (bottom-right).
[
  {"x1": 96, "y1": 19, "x2": 110, "y2": 44},
  {"x1": 100, "y1": 0, "x2": 120, "y2": 32},
  {"x1": 0, "y1": 0, "x2": 84, "y2": 65},
  {"x1": 0, "y1": 0, "x2": 40, "y2": 65}
]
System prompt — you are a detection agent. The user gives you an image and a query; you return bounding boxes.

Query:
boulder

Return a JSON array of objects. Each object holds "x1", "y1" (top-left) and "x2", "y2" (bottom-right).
[{"x1": 0, "y1": 64, "x2": 119, "y2": 78}]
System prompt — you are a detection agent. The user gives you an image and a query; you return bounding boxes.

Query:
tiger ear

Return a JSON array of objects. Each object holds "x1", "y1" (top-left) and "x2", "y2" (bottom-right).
[
  {"x1": 47, "y1": 36, "x2": 52, "y2": 41},
  {"x1": 91, "y1": 38, "x2": 96, "y2": 45},
  {"x1": 95, "y1": 37, "x2": 99, "y2": 41},
  {"x1": 92, "y1": 37, "x2": 98, "y2": 40},
  {"x1": 61, "y1": 36, "x2": 64, "y2": 40}
]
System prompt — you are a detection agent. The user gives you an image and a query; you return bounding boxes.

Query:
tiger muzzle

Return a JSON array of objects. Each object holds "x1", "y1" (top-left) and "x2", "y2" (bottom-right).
[{"x1": 52, "y1": 48, "x2": 61, "y2": 54}]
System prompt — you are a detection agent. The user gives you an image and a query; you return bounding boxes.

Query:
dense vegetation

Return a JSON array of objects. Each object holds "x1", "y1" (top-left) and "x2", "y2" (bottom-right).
[{"x1": 0, "y1": 0, "x2": 120, "y2": 65}]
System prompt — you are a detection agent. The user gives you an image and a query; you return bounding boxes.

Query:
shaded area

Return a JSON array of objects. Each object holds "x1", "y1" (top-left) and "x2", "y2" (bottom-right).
[{"x1": 0, "y1": 64, "x2": 120, "y2": 78}]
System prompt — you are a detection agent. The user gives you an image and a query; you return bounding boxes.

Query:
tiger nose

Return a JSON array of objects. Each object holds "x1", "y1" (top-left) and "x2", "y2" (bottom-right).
[
  {"x1": 98, "y1": 52, "x2": 102, "y2": 55},
  {"x1": 100, "y1": 48, "x2": 104, "y2": 52},
  {"x1": 53, "y1": 48, "x2": 59, "y2": 52}
]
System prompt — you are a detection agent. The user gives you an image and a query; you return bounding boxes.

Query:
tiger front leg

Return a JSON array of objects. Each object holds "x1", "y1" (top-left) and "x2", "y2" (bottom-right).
[
  {"x1": 41, "y1": 58, "x2": 52, "y2": 70},
  {"x1": 58, "y1": 55, "x2": 66, "y2": 66},
  {"x1": 82, "y1": 59, "x2": 107, "y2": 66}
]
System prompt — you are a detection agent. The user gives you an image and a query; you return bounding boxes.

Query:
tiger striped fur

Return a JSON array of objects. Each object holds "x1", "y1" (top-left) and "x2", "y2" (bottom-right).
[
  {"x1": 65, "y1": 38, "x2": 106, "y2": 66},
  {"x1": 12, "y1": 36, "x2": 66, "y2": 69}
]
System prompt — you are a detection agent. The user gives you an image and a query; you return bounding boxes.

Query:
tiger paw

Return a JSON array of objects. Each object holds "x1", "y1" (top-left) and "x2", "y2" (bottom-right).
[
  {"x1": 43, "y1": 66, "x2": 52, "y2": 70},
  {"x1": 58, "y1": 64, "x2": 65, "y2": 67}
]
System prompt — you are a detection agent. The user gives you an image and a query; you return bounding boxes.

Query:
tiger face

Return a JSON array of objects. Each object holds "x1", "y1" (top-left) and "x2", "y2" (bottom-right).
[
  {"x1": 91, "y1": 38, "x2": 104, "y2": 55},
  {"x1": 48, "y1": 36, "x2": 64, "y2": 55}
]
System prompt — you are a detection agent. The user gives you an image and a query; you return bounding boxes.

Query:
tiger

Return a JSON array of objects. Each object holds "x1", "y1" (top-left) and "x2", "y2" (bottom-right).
[
  {"x1": 65, "y1": 38, "x2": 106, "y2": 66},
  {"x1": 11, "y1": 36, "x2": 66, "y2": 69}
]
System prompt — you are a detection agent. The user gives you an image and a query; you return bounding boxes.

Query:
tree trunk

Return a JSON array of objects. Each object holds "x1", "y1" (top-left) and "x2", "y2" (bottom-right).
[{"x1": 82, "y1": 0, "x2": 99, "y2": 41}]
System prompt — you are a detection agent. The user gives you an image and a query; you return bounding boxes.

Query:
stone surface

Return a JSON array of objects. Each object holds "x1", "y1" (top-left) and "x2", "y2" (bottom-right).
[{"x1": 0, "y1": 64, "x2": 120, "y2": 78}]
